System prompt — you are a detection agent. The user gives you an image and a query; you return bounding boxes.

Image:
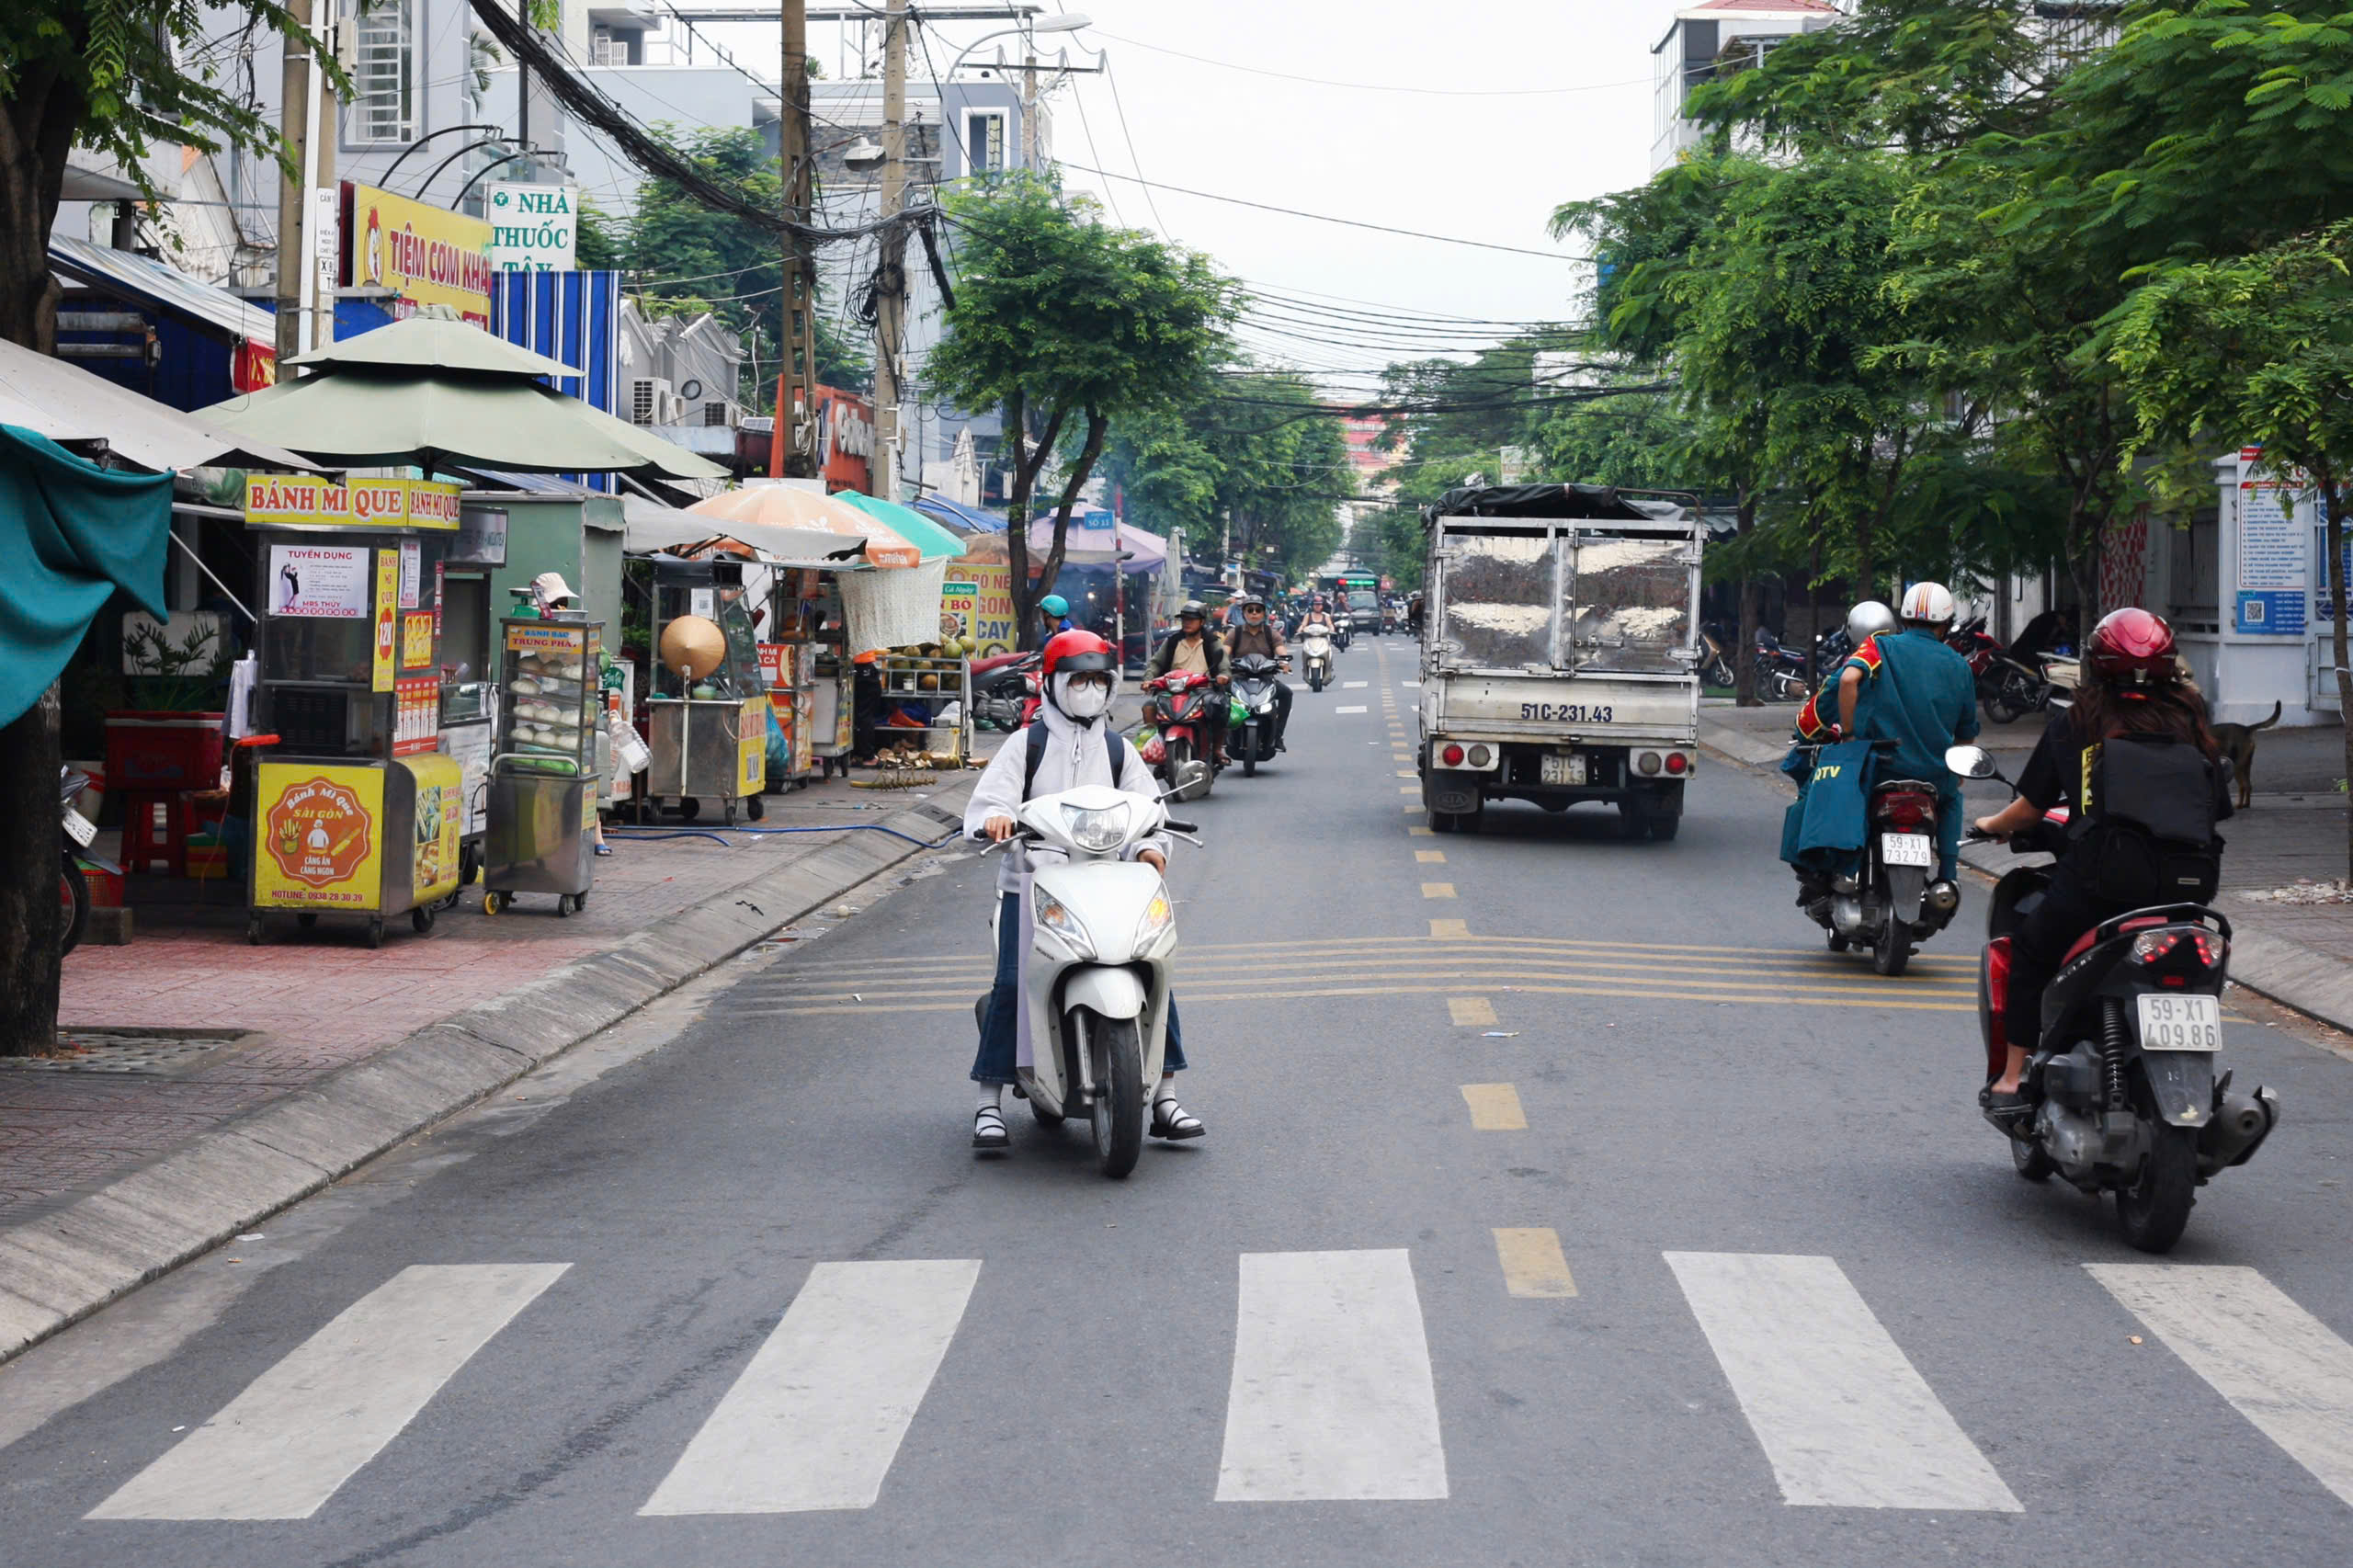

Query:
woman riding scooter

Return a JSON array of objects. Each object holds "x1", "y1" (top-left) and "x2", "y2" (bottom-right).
[
  {"x1": 966, "y1": 631, "x2": 1205, "y2": 1150},
  {"x1": 1970, "y1": 608, "x2": 2234, "y2": 1122}
]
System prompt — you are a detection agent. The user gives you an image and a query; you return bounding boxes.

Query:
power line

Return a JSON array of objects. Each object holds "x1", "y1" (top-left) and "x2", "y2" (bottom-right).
[
  {"x1": 1053, "y1": 162, "x2": 1585, "y2": 261},
  {"x1": 1091, "y1": 29, "x2": 1653, "y2": 99},
  {"x1": 1101, "y1": 63, "x2": 1172, "y2": 237}
]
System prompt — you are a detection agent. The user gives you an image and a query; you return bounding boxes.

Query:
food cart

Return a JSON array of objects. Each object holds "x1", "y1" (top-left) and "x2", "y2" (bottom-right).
[
  {"x1": 482, "y1": 615, "x2": 601, "y2": 915},
  {"x1": 642, "y1": 555, "x2": 767, "y2": 823},
  {"x1": 241, "y1": 475, "x2": 466, "y2": 946}
]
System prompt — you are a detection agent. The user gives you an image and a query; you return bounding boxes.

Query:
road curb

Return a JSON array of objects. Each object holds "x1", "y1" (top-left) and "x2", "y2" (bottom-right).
[
  {"x1": 0, "y1": 786, "x2": 975, "y2": 1366},
  {"x1": 1699, "y1": 718, "x2": 2353, "y2": 1041}
]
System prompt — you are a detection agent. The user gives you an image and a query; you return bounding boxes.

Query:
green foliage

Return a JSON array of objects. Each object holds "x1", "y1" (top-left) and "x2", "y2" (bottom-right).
[{"x1": 928, "y1": 175, "x2": 1238, "y2": 636}]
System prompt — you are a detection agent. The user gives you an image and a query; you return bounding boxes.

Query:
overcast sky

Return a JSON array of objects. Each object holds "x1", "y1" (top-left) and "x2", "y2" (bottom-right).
[{"x1": 694, "y1": 2, "x2": 1686, "y2": 382}]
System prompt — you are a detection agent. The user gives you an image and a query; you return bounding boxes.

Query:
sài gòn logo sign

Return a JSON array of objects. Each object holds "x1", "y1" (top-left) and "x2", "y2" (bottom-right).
[{"x1": 265, "y1": 776, "x2": 375, "y2": 888}]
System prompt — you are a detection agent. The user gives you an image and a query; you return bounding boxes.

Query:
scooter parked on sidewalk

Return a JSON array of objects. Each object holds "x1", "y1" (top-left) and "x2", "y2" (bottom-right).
[
  {"x1": 1952, "y1": 744, "x2": 2276, "y2": 1252},
  {"x1": 1299, "y1": 627, "x2": 1336, "y2": 691},
  {"x1": 1797, "y1": 739, "x2": 1962, "y2": 975},
  {"x1": 1227, "y1": 653, "x2": 1286, "y2": 776},
  {"x1": 1138, "y1": 669, "x2": 1220, "y2": 801},
  {"x1": 58, "y1": 766, "x2": 109, "y2": 956},
  {"x1": 972, "y1": 650, "x2": 1040, "y2": 733},
  {"x1": 980, "y1": 783, "x2": 1199, "y2": 1177}
]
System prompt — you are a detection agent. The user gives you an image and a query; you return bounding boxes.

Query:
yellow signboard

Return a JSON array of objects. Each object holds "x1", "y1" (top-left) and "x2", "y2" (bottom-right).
[
  {"x1": 244, "y1": 476, "x2": 461, "y2": 531},
  {"x1": 254, "y1": 763, "x2": 385, "y2": 909},
  {"x1": 400, "y1": 611, "x2": 436, "y2": 669},
  {"x1": 737, "y1": 696, "x2": 766, "y2": 797},
  {"x1": 372, "y1": 550, "x2": 398, "y2": 693},
  {"x1": 961, "y1": 560, "x2": 1017, "y2": 656},
  {"x1": 400, "y1": 754, "x2": 462, "y2": 904},
  {"x1": 348, "y1": 183, "x2": 495, "y2": 324}
]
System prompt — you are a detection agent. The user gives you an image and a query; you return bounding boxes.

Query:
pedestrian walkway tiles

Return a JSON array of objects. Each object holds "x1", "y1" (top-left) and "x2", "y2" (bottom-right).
[{"x1": 70, "y1": 1253, "x2": 2353, "y2": 1521}]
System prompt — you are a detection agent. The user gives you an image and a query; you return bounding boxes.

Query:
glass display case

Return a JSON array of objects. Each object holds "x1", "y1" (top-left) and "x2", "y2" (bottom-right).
[{"x1": 497, "y1": 619, "x2": 601, "y2": 775}]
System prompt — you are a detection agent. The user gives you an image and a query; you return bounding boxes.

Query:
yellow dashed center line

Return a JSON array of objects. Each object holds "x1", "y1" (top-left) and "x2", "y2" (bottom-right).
[
  {"x1": 1422, "y1": 882, "x2": 1456, "y2": 899},
  {"x1": 1430, "y1": 918, "x2": 1470, "y2": 938},
  {"x1": 1448, "y1": 996, "x2": 1498, "y2": 1027},
  {"x1": 1494, "y1": 1228, "x2": 1577, "y2": 1298},
  {"x1": 1415, "y1": 850, "x2": 1446, "y2": 863},
  {"x1": 1461, "y1": 1084, "x2": 1527, "y2": 1131}
]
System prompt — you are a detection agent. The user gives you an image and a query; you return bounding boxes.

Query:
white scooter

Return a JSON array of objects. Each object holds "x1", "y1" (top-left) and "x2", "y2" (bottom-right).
[
  {"x1": 1300, "y1": 628, "x2": 1335, "y2": 691},
  {"x1": 983, "y1": 783, "x2": 1199, "y2": 1177}
]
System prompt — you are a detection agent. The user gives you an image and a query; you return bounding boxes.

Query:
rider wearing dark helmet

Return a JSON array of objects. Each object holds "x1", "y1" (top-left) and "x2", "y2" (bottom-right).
[
  {"x1": 1222, "y1": 594, "x2": 1293, "y2": 752},
  {"x1": 1971, "y1": 608, "x2": 2234, "y2": 1120}
]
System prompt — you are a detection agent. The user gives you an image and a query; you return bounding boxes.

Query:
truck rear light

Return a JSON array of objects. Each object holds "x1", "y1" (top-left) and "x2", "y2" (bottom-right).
[
  {"x1": 1467, "y1": 744, "x2": 1493, "y2": 768},
  {"x1": 1441, "y1": 743, "x2": 1465, "y2": 767},
  {"x1": 1636, "y1": 751, "x2": 1661, "y2": 776},
  {"x1": 1664, "y1": 752, "x2": 1688, "y2": 776}
]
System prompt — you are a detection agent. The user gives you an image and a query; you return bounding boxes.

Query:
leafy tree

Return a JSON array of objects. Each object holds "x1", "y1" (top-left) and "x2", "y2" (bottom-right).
[
  {"x1": 2097, "y1": 220, "x2": 2353, "y2": 876},
  {"x1": 928, "y1": 176, "x2": 1237, "y2": 644}
]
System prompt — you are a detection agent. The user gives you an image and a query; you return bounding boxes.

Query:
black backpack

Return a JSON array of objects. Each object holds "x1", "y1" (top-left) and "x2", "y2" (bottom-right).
[
  {"x1": 2076, "y1": 733, "x2": 2225, "y2": 904},
  {"x1": 1023, "y1": 719, "x2": 1125, "y2": 797}
]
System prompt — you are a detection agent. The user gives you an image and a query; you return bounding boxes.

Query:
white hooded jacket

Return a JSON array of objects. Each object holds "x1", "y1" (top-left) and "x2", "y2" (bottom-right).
[{"x1": 964, "y1": 688, "x2": 1166, "y2": 894}]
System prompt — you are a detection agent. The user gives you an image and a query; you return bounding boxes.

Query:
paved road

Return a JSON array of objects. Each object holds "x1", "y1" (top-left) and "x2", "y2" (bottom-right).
[{"x1": 7, "y1": 635, "x2": 2353, "y2": 1566}]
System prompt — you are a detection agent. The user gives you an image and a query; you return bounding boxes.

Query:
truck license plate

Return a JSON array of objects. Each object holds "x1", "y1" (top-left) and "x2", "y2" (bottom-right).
[
  {"x1": 2139, "y1": 993, "x2": 2221, "y2": 1051},
  {"x1": 1540, "y1": 752, "x2": 1585, "y2": 786},
  {"x1": 1881, "y1": 832, "x2": 1933, "y2": 868}
]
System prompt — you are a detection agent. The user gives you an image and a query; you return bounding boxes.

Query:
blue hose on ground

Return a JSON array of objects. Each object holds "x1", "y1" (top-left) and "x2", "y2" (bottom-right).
[{"x1": 606, "y1": 822, "x2": 963, "y2": 851}]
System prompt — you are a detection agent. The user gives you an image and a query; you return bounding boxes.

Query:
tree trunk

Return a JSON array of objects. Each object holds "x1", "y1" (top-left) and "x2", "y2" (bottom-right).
[
  {"x1": 1005, "y1": 393, "x2": 1066, "y2": 652},
  {"x1": 0, "y1": 684, "x2": 63, "y2": 1056},
  {"x1": 0, "y1": 56, "x2": 80, "y2": 351},
  {"x1": 1031, "y1": 408, "x2": 1109, "y2": 619},
  {"x1": 2329, "y1": 481, "x2": 2351, "y2": 886},
  {"x1": 1733, "y1": 492, "x2": 1762, "y2": 707}
]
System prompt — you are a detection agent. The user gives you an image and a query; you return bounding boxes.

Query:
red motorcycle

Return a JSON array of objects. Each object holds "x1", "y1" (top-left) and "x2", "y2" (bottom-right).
[
  {"x1": 971, "y1": 650, "x2": 1041, "y2": 732},
  {"x1": 1138, "y1": 670, "x2": 1219, "y2": 801}
]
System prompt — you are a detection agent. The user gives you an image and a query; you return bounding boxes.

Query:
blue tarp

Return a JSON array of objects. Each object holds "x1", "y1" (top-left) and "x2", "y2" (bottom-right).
[
  {"x1": 913, "y1": 494, "x2": 1007, "y2": 533},
  {"x1": 0, "y1": 425, "x2": 170, "y2": 726}
]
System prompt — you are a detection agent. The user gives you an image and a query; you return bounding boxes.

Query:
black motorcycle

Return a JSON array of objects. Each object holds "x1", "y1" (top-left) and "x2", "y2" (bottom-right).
[
  {"x1": 1798, "y1": 740, "x2": 1961, "y2": 975},
  {"x1": 1953, "y1": 745, "x2": 2277, "y2": 1253},
  {"x1": 1753, "y1": 628, "x2": 1813, "y2": 701},
  {"x1": 1227, "y1": 653, "x2": 1285, "y2": 776}
]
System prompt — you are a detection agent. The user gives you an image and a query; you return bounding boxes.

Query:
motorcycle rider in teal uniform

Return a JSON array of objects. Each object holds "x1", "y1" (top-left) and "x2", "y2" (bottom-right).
[{"x1": 1835, "y1": 581, "x2": 1979, "y2": 899}]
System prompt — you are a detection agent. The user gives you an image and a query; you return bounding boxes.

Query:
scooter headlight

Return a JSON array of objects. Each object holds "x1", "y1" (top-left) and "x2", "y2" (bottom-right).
[
  {"x1": 1063, "y1": 801, "x2": 1131, "y2": 853},
  {"x1": 1033, "y1": 892, "x2": 1094, "y2": 958},
  {"x1": 1134, "y1": 889, "x2": 1173, "y2": 950}
]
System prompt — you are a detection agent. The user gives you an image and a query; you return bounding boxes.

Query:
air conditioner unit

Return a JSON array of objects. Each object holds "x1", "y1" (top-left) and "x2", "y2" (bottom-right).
[
  {"x1": 703, "y1": 400, "x2": 733, "y2": 428},
  {"x1": 630, "y1": 377, "x2": 671, "y2": 426}
]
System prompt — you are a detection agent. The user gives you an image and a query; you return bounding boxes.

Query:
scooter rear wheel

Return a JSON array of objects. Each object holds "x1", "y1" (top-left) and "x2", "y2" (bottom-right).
[
  {"x1": 1872, "y1": 915, "x2": 1913, "y2": 977},
  {"x1": 2010, "y1": 1136, "x2": 2055, "y2": 1181},
  {"x1": 1076, "y1": 1008, "x2": 1144, "y2": 1179},
  {"x1": 2116, "y1": 1123, "x2": 2197, "y2": 1253}
]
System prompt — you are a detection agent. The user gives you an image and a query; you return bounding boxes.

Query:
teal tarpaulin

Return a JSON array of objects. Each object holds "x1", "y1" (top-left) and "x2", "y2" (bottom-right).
[{"x1": 0, "y1": 424, "x2": 170, "y2": 727}]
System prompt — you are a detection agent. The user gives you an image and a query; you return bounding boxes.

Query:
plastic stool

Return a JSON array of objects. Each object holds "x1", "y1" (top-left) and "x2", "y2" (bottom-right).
[{"x1": 119, "y1": 790, "x2": 190, "y2": 877}]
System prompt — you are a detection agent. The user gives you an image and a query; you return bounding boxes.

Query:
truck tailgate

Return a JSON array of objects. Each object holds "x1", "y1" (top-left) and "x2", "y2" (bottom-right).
[{"x1": 1428, "y1": 676, "x2": 1696, "y2": 740}]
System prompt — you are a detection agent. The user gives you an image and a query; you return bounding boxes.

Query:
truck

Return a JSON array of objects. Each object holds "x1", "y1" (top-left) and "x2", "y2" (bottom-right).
[{"x1": 1415, "y1": 483, "x2": 1704, "y2": 838}]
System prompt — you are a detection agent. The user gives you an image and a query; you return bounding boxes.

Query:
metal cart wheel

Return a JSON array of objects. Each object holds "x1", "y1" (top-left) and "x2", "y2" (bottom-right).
[
  {"x1": 723, "y1": 797, "x2": 738, "y2": 826},
  {"x1": 746, "y1": 793, "x2": 766, "y2": 822},
  {"x1": 483, "y1": 890, "x2": 506, "y2": 915},
  {"x1": 364, "y1": 916, "x2": 385, "y2": 949},
  {"x1": 572, "y1": 891, "x2": 590, "y2": 912},
  {"x1": 411, "y1": 905, "x2": 436, "y2": 936},
  {"x1": 297, "y1": 913, "x2": 318, "y2": 928},
  {"x1": 245, "y1": 915, "x2": 266, "y2": 946},
  {"x1": 676, "y1": 797, "x2": 700, "y2": 822},
  {"x1": 556, "y1": 893, "x2": 575, "y2": 917}
]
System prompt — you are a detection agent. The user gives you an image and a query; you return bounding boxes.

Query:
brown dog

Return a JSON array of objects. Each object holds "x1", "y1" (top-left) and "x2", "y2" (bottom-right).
[{"x1": 2211, "y1": 700, "x2": 2282, "y2": 808}]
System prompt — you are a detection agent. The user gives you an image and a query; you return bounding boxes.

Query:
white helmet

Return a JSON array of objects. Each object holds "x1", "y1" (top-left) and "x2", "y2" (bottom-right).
[
  {"x1": 1899, "y1": 581, "x2": 1956, "y2": 626},
  {"x1": 1846, "y1": 600, "x2": 1896, "y2": 645}
]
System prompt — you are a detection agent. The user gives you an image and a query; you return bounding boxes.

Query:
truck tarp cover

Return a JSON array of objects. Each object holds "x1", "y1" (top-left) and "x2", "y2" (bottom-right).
[{"x1": 1424, "y1": 483, "x2": 1687, "y2": 524}]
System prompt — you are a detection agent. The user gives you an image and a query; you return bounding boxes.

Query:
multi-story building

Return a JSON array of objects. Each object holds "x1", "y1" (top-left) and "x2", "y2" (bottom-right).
[{"x1": 1650, "y1": 0, "x2": 1842, "y2": 174}]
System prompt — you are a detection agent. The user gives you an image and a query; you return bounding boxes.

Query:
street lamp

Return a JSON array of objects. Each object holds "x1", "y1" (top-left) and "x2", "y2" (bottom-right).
[{"x1": 942, "y1": 13, "x2": 1092, "y2": 79}]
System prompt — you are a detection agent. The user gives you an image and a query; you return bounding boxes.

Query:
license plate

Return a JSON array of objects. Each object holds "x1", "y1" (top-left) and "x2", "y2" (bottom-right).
[
  {"x1": 62, "y1": 812, "x2": 96, "y2": 848},
  {"x1": 2139, "y1": 993, "x2": 2222, "y2": 1051},
  {"x1": 1540, "y1": 752, "x2": 1586, "y2": 786},
  {"x1": 1881, "y1": 832, "x2": 1932, "y2": 867}
]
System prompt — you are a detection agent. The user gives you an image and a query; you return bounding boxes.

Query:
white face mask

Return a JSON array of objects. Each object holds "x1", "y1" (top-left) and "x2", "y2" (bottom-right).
[{"x1": 1061, "y1": 677, "x2": 1110, "y2": 719}]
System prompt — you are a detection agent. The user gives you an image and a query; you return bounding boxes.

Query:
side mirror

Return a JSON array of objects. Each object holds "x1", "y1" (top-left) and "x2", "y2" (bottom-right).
[{"x1": 1945, "y1": 744, "x2": 1998, "y2": 779}]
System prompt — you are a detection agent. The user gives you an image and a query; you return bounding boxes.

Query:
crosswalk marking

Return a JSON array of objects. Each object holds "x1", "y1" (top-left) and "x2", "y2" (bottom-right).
[
  {"x1": 1216, "y1": 1250, "x2": 1449, "y2": 1502},
  {"x1": 1665, "y1": 1253, "x2": 2020, "y2": 1512},
  {"x1": 1336, "y1": 705, "x2": 1368, "y2": 713},
  {"x1": 1344, "y1": 680, "x2": 1369, "y2": 687},
  {"x1": 1494, "y1": 1229, "x2": 1577, "y2": 1298},
  {"x1": 641, "y1": 1259, "x2": 979, "y2": 1516},
  {"x1": 1461, "y1": 1084, "x2": 1527, "y2": 1131},
  {"x1": 2088, "y1": 1264, "x2": 2353, "y2": 1508},
  {"x1": 1447, "y1": 996, "x2": 1497, "y2": 1026},
  {"x1": 86, "y1": 1263, "x2": 568, "y2": 1521}
]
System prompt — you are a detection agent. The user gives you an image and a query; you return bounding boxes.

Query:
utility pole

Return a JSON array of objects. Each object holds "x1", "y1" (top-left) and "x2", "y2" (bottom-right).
[
  {"x1": 311, "y1": 1, "x2": 339, "y2": 352},
  {"x1": 777, "y1": 0, "x2": 820, "y2": 476},
  {"x1": 870, "y1": 0, "x2": 908, "y2": 501},
  {"x1": 273, "y1": 0, "x2": 313, "y2": 367},
  {"x1": 1021, "y1": 45, "x2": 1037, "y2": 168},
  {"x1": 517, "y1": 0, "x2": 531, "y2": 165}
]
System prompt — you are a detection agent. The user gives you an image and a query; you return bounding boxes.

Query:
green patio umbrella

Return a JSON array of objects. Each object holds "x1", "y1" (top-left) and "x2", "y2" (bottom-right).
[{"x1": 835, "y1": 491, "x2": 967, "y2": 559}]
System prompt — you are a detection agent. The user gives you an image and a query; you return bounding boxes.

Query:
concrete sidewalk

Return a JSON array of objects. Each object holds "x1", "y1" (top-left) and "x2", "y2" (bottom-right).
[
  {"x1": 0, "y1": 767, "x2": 982, "y2": 1362},
  {"x1": 1696, "y1": 699, "x2": 2353, "y2": 1033}
]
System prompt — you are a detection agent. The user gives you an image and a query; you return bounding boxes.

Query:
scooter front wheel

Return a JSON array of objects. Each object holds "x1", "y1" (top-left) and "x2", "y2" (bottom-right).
[{"x1": 1076, "y1": 1007, "x2": 1144, "y2": 1178}]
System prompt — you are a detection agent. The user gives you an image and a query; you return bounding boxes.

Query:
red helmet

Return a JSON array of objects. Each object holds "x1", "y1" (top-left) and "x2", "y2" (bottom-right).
[
  {"x1": 2087, "y1": 608, "x2": 2177, "y2": 684},
  {"x1": 1040, "y1": 629, "x2": 1116, "y2": 679}
]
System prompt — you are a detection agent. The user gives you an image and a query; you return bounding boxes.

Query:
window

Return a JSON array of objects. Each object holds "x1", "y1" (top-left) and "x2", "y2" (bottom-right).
[
  {"x1": 964, "y1": 110, "x2": 1006, "y2": 175},
  {"x1": 351, "y1": 0, "x2": 415, "y2": 146}
]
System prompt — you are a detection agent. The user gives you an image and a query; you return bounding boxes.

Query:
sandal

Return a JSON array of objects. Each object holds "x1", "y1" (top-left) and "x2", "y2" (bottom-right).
[
  {"x1": 1151, "y1": 1096, "x2": 1205, "y2": 1141},
  {"x1": 1978, "y1": 1084, "x2": 2031, "y2": 1129},
  {"x1": 972, "y1": 1105, "x2": 1009, "y2": 1150}
]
